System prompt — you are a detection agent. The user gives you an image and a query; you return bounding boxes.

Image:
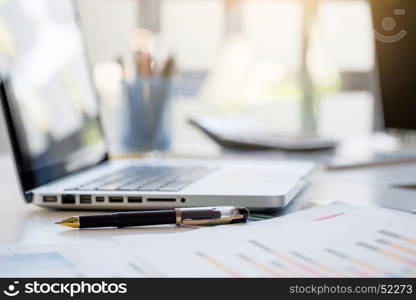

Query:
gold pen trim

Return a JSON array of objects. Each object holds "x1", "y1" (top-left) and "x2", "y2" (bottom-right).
[
  {"x1": 175, "y1": 208, "x2": 182, "y2": 225},
  {"x1": 55, "y1": 216, "x2": 80, "y2": 228}
]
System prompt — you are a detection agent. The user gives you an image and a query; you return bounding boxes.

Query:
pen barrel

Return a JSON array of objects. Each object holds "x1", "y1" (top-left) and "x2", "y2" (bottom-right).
[
  {"x1": 79, "y1": 214, "x2": 113, "y2": 228},
  {"x1": 79, "y1": 210, "x2": 176, "y2": 228},
  {"x1": 113, "y1": 211, "x2": 176, "y2": 227}
]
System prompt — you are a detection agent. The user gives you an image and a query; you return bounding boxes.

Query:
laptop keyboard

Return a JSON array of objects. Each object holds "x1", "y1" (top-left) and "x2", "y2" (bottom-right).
[{"x1": 66, "y1": 166, "x2": 210, "y2": 192}]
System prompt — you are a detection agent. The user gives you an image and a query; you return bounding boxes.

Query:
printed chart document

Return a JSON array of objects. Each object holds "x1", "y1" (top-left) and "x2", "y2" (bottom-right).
[{"x1": 114, "y1": 203, "x2": 416, "y2": 277}]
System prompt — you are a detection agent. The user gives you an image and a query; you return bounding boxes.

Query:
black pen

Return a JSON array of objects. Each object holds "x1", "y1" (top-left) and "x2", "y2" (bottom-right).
[{"x1": 56, "y1": 206, "x2": 249, "y2": 229}]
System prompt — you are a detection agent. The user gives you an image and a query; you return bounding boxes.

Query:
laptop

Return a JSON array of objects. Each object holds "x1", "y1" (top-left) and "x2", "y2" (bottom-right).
[{"x1": 0, "y1": 0, "x2": 314, "y2": 210}]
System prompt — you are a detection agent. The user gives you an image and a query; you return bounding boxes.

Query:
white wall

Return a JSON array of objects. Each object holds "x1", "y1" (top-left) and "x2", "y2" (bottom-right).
[{"x1": 76, "y1": 0, "x2": 139, "y2": 65}]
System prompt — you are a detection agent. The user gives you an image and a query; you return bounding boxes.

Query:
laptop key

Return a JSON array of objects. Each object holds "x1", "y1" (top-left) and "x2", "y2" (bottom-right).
[
  {"x1": 64, "y1": 187, "x2": 79, "y2": 191},
  {"x1": 117, "y1": 178, "x2": 160, "y2": 191},
  {"x1": 77, "y1": 186, "x2": 98, "y2": 191},
  {"x1": 157, "y1": 183, "x2": 189, "y2": 192},
  {"x1": 157, "y1": 187, "x2": 181, "y2": 192},
  {"x1": 136, "y1": 182, "x2": 163, "y2": 191},
  {"x1": 117, "y1": 183, "x2": 142, "y2": 191},
  {"x1": 69, "y1": 166, "x2": 211, "y2": 192},
  {"x1": 96, "y1": 183, "x2": 124, "y2": 191},
  {"x1": 159, "y1": 178, "x2": 194, "y2": 190}
]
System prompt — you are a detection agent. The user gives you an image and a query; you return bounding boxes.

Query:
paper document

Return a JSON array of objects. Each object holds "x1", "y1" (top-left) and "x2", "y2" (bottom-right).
[
  {"x1": 0, "y1": 242, "x2": 150, "y2": 277},
  {"x1": 114, "y1": 203, "x2": 416, "y2": 277}
]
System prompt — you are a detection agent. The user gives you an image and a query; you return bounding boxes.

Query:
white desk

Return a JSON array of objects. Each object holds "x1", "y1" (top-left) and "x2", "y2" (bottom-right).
[{"x1": 1, "y1": 150, "x2": 416, "y2": 246}]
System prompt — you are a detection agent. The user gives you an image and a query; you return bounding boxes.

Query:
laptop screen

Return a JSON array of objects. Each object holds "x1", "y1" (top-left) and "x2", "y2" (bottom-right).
[
  {"x1": 0, "y1": 0, "x2": 107, "y2": 194},
  {"x1": 370, "y1": 0, "x2": 416, "y2": 130}
]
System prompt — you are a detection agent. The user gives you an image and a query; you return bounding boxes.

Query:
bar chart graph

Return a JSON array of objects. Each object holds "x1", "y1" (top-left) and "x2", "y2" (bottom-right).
[
  {"x1": 116, "y1": 203, "x2": 416, "y2": 277},
  {"x1": 191, "y1": 228, "x2": 416, "y2": 277},
  {"x1": 189, "y1": 213, "x2": 416, "y2": 277}
]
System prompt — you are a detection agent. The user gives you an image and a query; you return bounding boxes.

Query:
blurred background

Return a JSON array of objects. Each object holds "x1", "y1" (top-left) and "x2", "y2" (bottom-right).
[{"x1": 0, "y1": 0, "x2": 378, "y2": 155}]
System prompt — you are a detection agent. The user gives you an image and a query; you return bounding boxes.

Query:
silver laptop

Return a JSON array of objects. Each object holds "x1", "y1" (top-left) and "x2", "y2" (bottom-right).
[{"x1": 0, "y1": 0, "x2": 314, "y2": 211}]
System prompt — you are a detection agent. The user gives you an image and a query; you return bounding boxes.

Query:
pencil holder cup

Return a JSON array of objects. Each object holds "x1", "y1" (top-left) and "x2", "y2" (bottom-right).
[{"x1": 120, "y1": 77, "x2": 173, "y2": 153}]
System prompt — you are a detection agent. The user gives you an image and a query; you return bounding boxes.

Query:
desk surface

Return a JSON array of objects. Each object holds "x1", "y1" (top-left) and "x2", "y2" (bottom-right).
[{"x1": 1, "y1": 150, "x2": 416, "y2": 246}]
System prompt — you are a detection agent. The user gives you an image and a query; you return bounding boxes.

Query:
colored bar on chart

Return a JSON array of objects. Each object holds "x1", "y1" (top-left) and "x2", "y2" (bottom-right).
[
  {"x1": 237, "y1": 254, "x2": 281, "y2": 277},
  {"x1": 195, "y1": 251, "x2": 240, "y2": 278},
  {"x1": 314, "y1": 213, "x2": 345, "y2": 222},
  {"x1": 325, "y1": 248, "x2": 388, "y2": 276},
  {"x1": 248, "y1": 240, "x2": 326, "y2": 277},
  {"x1": 290, "y1": 251, "x2": 346, "y2": 277},
  {"x1": 376, "y1": 239, "x2": 416, "y2": 256},
  {"x1": 269, "y1": 260, "x2": 303, "y2": 277},
  {"x1": 357, "y1": 242, "x2": 416, "y2": 267},
  {"x1": 378, "y1": 230, "x2": 416, "y2": 245}
]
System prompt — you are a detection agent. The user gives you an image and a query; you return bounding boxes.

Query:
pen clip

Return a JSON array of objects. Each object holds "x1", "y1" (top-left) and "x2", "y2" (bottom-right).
[
  {"x1": 175, "y1": 207, "x2": 249, "y2": 226},
  {"x1": 181, "y1": 214, "x2": 247, "y2": 226}
]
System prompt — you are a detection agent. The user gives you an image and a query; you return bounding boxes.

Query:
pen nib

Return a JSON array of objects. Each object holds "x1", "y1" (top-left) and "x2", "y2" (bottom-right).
[{"x1": 55, "y1": 217, "x2": 80, "y2": 228}]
